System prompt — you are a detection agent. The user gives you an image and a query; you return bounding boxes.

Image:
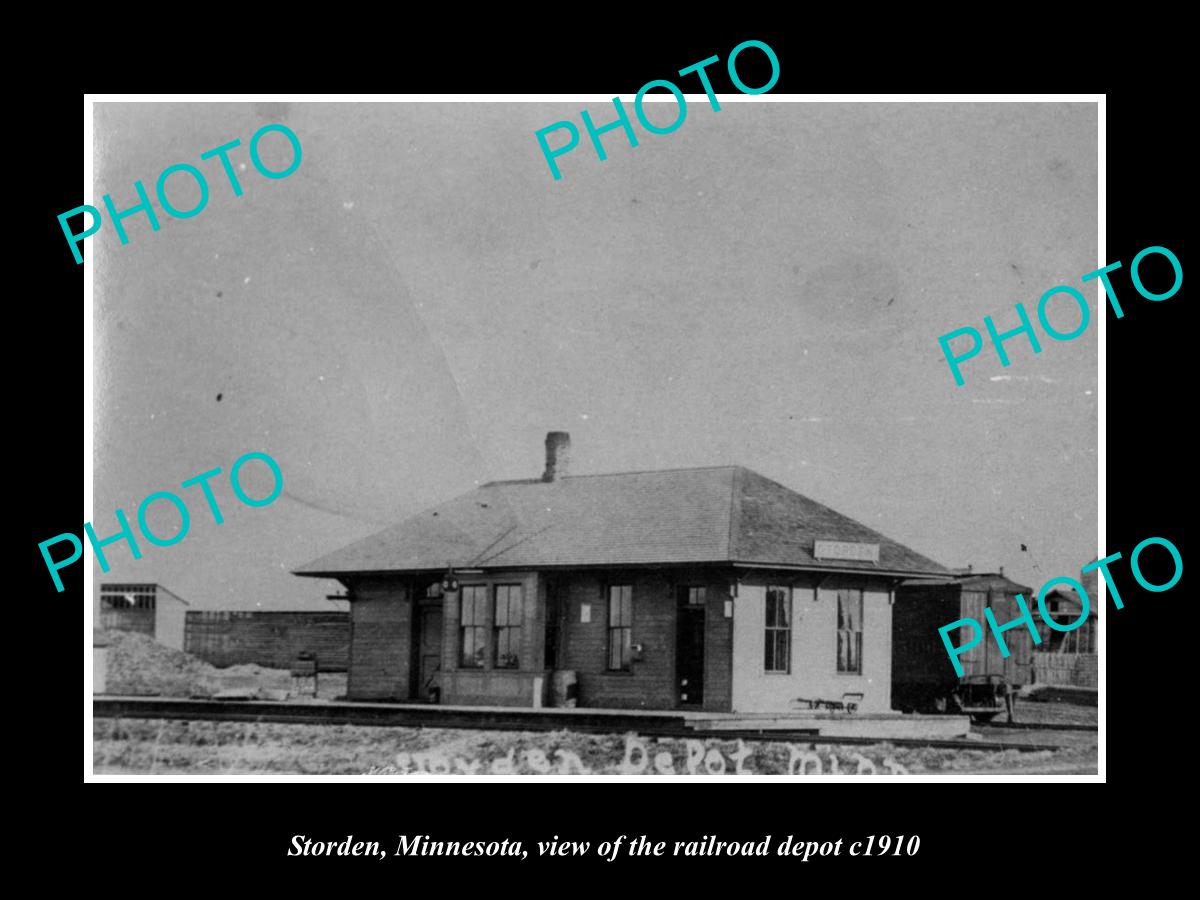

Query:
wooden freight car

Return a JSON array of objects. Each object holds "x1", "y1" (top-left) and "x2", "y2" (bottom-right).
[{"x1": 892, "y1": 571, "x2": 1034, "y2": 713}]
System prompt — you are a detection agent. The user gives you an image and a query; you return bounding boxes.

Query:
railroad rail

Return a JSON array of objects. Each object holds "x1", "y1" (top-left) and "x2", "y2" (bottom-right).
[
  {"x1": 983, "y1": 721, "x2": 1097, "y2": 733},
  {"x1": 93, "y1": 696, "x2": 1063, "y2": 753}
]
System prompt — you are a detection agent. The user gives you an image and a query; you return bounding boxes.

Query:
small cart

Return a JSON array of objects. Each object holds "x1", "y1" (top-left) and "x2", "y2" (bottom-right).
[{"x1": 951, "y1": 674, "x2": 1016, "y2": 723}]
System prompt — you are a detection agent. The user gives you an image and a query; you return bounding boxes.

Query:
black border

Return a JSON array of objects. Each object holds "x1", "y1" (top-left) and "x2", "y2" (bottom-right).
[{"x1": 36, "y1": 31, "x2": 1184, "y2": 885}]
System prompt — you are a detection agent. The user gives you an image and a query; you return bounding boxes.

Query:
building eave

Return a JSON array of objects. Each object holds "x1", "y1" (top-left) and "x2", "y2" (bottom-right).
[
  {"x1": 295, "y1": 558, "x2": 953, "y2": 581},
  {"x1": 731, "y1": 561, "x2": 954, "y2": 580}
]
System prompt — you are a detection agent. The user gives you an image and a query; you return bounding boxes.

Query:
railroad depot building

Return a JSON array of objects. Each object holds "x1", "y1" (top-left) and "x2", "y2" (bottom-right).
[{"x1": 295, "y1": 433, "x2": 951, "y2": 713}]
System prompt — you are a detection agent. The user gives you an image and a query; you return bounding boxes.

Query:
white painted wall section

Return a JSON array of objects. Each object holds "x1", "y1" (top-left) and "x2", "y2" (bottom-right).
[{"x1": 731, "y1": 581, "x2": 893, "y2": 713}]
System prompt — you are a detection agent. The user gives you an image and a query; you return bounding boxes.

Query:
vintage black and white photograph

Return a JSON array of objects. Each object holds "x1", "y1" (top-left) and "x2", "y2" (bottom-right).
[{"x1": 86, "y1": 97, "x2": 1100, "y2": 778}]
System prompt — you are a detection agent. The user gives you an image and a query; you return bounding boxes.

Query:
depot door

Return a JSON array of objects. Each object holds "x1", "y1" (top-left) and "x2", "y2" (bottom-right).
[
  {"x1": 676, "y1": 590, "x2": 706, "y2": 707},
  {"x1": 414, "y1": 606, "x2": 443, "y2": 702}
]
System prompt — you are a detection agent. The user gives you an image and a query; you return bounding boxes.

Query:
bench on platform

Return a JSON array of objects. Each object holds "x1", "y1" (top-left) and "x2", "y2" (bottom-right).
[{"x1": 793, "y1": 692, "x2": 865, "y2": 713}]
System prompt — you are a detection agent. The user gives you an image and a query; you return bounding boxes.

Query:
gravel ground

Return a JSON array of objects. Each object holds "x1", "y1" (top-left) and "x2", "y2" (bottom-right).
[
  {"x1": 95, "y1": 631, "x2": 1096, "y2": 775},
  {"x1": 1006, "y1": 699, "x2": 1098, "y2": 726}
]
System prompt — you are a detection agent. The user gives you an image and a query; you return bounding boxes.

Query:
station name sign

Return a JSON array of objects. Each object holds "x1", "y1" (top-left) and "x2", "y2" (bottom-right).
[{"x1": 813, "y1": 540, "x2": 880, "y2": 563}]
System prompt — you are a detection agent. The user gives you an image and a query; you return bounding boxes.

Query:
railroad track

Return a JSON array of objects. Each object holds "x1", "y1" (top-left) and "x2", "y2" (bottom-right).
[
  {"x1": 93, "y1": 696, "x2": 1062, "y2": 753},
  {"x1": 983, "y1": 721, "x2": 1097, "y2": 733}
]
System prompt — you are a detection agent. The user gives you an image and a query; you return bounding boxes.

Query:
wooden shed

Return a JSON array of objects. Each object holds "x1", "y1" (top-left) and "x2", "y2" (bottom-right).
[
  {"x1": 98, "y1": 583, "x2": 189, "y2": 649},
  {"x1": 1031, "y1": 571, "x2": 1098, "y2": 689},
  {"x1": 893, "y1": 571, "x2": 1035, "y2": 711}
]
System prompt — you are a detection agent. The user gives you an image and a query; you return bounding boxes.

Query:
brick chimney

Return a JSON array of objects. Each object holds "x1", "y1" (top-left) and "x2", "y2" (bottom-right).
[{"x1": 542, "y1": 431, "x2": 571, "y2": 482}]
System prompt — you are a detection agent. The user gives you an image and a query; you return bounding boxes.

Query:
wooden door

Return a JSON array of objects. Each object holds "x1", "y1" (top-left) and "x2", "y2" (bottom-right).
[
  {"x1": 416, "y1": 607, "x2": 443, "y2": 701},
  {"x1": 676, "y1": 598, "x2": 705, "y2": 707}
]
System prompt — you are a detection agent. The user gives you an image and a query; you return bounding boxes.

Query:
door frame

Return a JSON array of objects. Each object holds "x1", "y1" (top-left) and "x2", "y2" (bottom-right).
[{"x1": 411, "y1": 594, "x2": 444, "y2": 702}]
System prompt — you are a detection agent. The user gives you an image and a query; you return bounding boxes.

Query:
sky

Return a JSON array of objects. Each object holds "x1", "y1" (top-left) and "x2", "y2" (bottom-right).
[{"x1": 90, "y1": 100, "x2": 1098, "y2": 610}]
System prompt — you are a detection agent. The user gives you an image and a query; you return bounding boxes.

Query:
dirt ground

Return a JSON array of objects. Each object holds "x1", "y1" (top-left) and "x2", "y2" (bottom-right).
[
  {"x1": 104, "y1": 631, "x2": 346, "y2": 701},
  {"x1": 92, "y1": 704, "x2": 1097, "y2": 776},
  {"x1": 970, "y1": 699, "x2": 1097, "y2": 770}
]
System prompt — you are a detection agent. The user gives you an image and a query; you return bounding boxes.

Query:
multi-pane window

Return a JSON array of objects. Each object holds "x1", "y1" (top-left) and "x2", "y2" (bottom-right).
[
  {"x1": 493, "y1": 584, "x2": 523, "y2": 669},
  {"x1": 459, "y1": 585, "x2": 488, "y2": 668},
  {"x1": 764, "y1": 586, "x2": 791, "y2": 673},
  {"x1": 836, "y1": 588, "x2": 864, "y2": 674},
  {"x1": 100, "y1": 585, "x2": 156, "y2": 610},
  {"x1": 607, "y1": 585, "x2": 633, "y2": 671},
  {"x1": 684, "y1": 586, "x2": 706, "y2": 606}
]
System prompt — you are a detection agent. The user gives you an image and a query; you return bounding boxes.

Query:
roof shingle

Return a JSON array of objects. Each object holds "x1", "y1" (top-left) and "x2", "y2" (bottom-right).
[{"x1": 295, "y1": 465, "x2": 950, "y2": 578}]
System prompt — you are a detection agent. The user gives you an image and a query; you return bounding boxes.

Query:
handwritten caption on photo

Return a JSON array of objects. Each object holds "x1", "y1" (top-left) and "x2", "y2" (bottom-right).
[{"x1": 365, "y1": 733, "x2": 909, "y2": 777}]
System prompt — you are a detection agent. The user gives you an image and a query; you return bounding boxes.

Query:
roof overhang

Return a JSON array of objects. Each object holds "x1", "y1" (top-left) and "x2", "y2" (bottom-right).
[
  {"x1": 295, "y1": 559, "x2": 953, "y2": 581},
  {"x1": 731, "y1": 561, "x2": 954, "y2": 580}
]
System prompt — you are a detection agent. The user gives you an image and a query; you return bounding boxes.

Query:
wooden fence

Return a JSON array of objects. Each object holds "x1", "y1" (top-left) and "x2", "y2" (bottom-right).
[
  {"x1": 184, "y1": 611, "x2": 350, "y2": 671},
  {"x1": 1031, "y1": 651, "x2": 1097, "y2": 688}
]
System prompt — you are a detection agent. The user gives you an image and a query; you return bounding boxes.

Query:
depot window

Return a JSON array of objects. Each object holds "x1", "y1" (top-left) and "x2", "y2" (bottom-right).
[
  {"x1": 764, "y1": 586, "x2": 791, "y2": 673},
  {"x1": 607, "y1": 585, "x2": 633, "y2": 671},
  {"x1": 836, "y1": 588, "x2": 863, "y2": 674},
  {"x1": 493, "y1": 584, "x2": 523, "y2": 669},
  {"x1": 459, "y1": 585, "x2": 488, "y2": 668}
]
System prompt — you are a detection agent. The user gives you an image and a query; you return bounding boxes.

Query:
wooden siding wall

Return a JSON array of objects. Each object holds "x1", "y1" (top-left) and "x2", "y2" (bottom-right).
[
  {"x1": 347, "y1": 579, "x2": 411, "y2": 700},
  {"x1": 960, "y1": 589, "x2": 1034, "y2": 684},
  {"x1": 337, "y1": 568, "x2": 737, "y2": 711},
  {"x1": 557, "y1": 569, "x2": 733, "y2": 713},
  {"x1": 100, "y1": 608, "x2": 155, "y2": 636},
  {"x1": 893, "y1": 583, "x2": 1037, "y2": 705},
  {"x1": 184, "y1": 611, "x2": 350, "y2": 670},
  {"x1": 732, "y1": 574, "x2": 894, "y2": 714}
]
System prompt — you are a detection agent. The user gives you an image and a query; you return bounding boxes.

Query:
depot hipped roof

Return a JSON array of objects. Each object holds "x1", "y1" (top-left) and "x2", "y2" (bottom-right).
[{"x1": 295, "y1": 466, "x2": 951, "y2": 578}]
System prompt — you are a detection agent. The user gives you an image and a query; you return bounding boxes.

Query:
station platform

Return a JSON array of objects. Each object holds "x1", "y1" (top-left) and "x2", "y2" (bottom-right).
[
  {"x1": 94, "y1": 695, "x2": 971, "y2": 739},
  {"x1": 684, "y1": 711, "x2": 970, "y2": 739}
]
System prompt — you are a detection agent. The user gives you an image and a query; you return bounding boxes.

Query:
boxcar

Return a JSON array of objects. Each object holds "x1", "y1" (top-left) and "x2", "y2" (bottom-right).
[{"x1": 892, "y1": 572, "x2": 1034, "y2": 712}]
